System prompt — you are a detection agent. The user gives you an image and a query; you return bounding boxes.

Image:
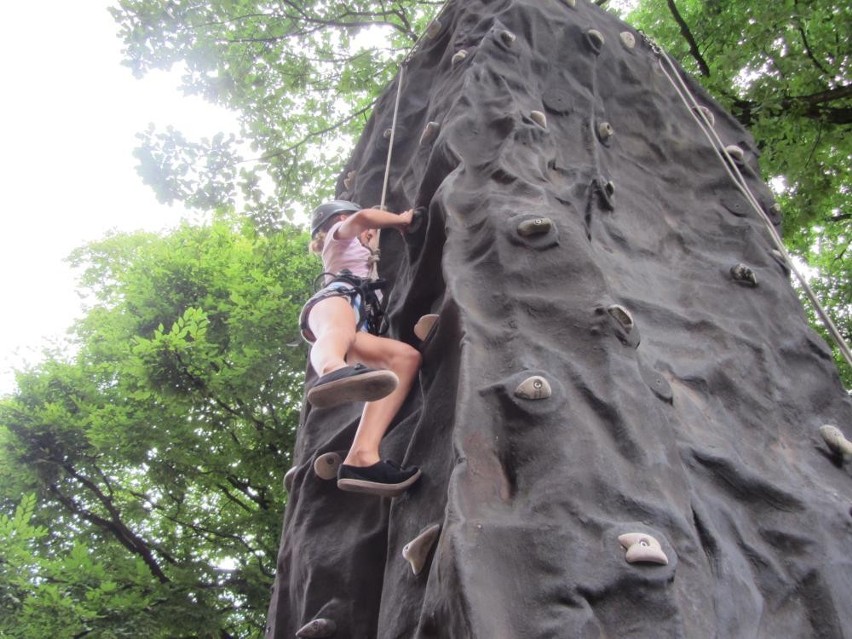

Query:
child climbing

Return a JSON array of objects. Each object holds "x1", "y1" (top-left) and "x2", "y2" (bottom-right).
[{"x1": 299, "y1": 200, "x2": 423, "y2": 497}]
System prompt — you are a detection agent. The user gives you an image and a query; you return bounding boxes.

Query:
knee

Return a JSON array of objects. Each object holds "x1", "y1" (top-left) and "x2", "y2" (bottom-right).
[{"x1": 394, "y1": 344, "x2": 422, "y2": 376}]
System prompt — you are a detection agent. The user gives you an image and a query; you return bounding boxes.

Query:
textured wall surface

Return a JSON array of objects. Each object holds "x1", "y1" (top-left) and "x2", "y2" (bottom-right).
[{"x1": 266, "y1": 0, "x2": 852, "y2": 636}]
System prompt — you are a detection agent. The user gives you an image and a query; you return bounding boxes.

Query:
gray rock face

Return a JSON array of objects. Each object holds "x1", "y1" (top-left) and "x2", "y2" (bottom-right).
[{"x1": 266, "y1": 0, "x2": 852, "y2": 637}]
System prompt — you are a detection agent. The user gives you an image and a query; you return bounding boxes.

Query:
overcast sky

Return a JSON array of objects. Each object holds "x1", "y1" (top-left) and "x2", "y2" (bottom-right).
[{"x1": 0, "y1": 2, "x2": 238, "y2": 394}]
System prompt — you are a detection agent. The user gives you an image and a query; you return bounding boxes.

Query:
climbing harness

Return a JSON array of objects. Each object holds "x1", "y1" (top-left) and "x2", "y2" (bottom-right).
[
  {"x1": 301, "y1": 270, "x2": 387, "y2": 340},
  {"x1": 645, "y1": 35, "x2": 852, "y2": 369}
]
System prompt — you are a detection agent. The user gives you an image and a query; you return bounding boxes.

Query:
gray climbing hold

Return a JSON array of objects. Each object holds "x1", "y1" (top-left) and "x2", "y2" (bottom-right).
[
  {"x1": 517, "y1": 217, "x2": 553, "y2": 237},
  {"x1": 383, "y1": 127, "x2": 393, "y2": 140},
  {"x1": 586, "y1": 29, "x2": 605, "y2": 53},
  {"x1": 402, "y1": 523, "x2": 441, "y2": 575},
  {"x1": 725, "y1": 144, "x2": 745, "y2": 162},
  {"x1": 451, "y1": 49, "x2": 468, "y2": 66},
  {"x1": 499, "y1": 30, "x2": 517, "y2": 47},
  {"x1": 638, "y1": 361, "x2": 673, "y2": 403},
  {"x1": 530, "y1": 110, "x2": 547, "y2": 129},
  {"x1": 620, "y1": 32, "x2": 636, "y2": 49},
  {"x1": 594, "y1": 177, "x2": 616, "y2": 210},
  {"x1": 426, "y1": 20, "x2": 442, "y2": 39},
  {"x1": 419, "y1": 121, "x2": 440, "y2": 146},
  {"x1": 730, "y1": 263, "x2": 757, "y2": 286},
  {"x1": 414, "y1": 314, "x2": 439, "y2": 341},
  {"x1": 618, "y1": 532, "x2": 669, "y2": 565},
  {"x1": 597, "y1": 121, "x2": 615, "y2": 143},
  {"x1": 514, "y1": 375, "x2": 552, "y2": 400},
  {"x1": 607, "y1": 305, "x2": 634, "y2": 332},
  {"x1": 820, "y1": 425, "x2": 852, "y2": 459},
  {"x1": 283, "y1": 466, "x2": 297, "y2": 492},
  {"x1": 767, "y1": 202, "x2": 783, "y2": 225},
  {"x1": 692, "y1": 105, "x2": 715, "y2": 127},
  {"x1": 296, "y1": 618, "x2": 337, "y2": 638},
  {"x1": 314, "y1": 452, "x2": 343, "y2": 480},
  {"x1": 563, "y1": 0, "x2": 577, "y2": 7}
]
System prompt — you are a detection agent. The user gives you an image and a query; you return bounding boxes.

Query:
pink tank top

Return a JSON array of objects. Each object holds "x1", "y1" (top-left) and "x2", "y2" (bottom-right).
[{"x1": 321, "y1": 220, "x2": 371, "y2": 280}]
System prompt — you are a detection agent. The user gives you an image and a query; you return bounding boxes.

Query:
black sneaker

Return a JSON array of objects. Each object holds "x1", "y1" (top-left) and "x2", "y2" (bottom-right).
[
  {"x1": 307, "y1": 364, "x2": 399, "y2": 409},
  {"x1": 337, "y1": 460, "x2": 422, "y2": 497}
]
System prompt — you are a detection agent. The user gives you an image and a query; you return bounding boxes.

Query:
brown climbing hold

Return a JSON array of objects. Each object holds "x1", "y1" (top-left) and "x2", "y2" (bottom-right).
[
  {"x1": 414, "y1": 314, "x2": 439, "y2": 341},
  {"x1": 725, "y1": 145, "x2": 745, "y2": 162},
  {"x1": 597, "y1": 121, "x2": 615, "y2": 143},
  {"x1": 607, "y1": 305, "x2": 634, "y2": 332},
  {"x1": 426, "y1": 20, "x2": 441, "y2": 39},
  {"x1": 586, "y1": 29, "x2": 605, "y2": 53},
  {"x1": 314, "y1": 452, "x2": 343, "y2": 480},
  {"x1": 730, "y1": 264, "x2": 757, "y2": 286},
  {"x1": 419, "y1": 121, "x2": 440, "y2": 146},
  {"x1": 402, "y1": 523, "x2": 442, "y2": 575},
  {"x1": 530, "y1": 110, "x2": 547, "y2": 128},
  {"x1": 819, "y1": 425, "x2": 852, "y2": 459},
  {"x1": 296, "y1": 618, "x2": 337, "y2": 638},
  {"x1": 692, "y1": 105, "x2": 715, "y2": 127},
  {"x1": 618, "y1": 532, "x2": 669, "y2": 565},
  {"x1": 499, "y1": 30, "x2": 517, "y2": 47},
  {"x1": 284, "y1": 466, "x2": 297, "y2": 492},
  {"x1": 619, "y1": 32, "x2": 636, "y2": 49},
  {"x1": 514, "y1": 375, "x2": 552, "y2": 400},
  {"x1": 517, "y1": 217, "x2": 553, "y2": 237},
  {"x1": 451, "y1": 49, "x2": 468, "y2": 66}
]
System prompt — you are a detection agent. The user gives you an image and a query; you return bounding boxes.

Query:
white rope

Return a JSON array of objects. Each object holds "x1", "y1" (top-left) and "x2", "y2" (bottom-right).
[{"x1": 653, "y1": 44, "x2": 852, "y2": 369}]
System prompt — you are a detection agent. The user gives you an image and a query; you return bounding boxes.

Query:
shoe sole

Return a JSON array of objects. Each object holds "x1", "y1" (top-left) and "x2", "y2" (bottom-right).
[
  {"x1": 337, "y1": 469, "x2": 422, "y2": 498},
  {"x1": 307, "y1": 370, "x2": 399, "y2": 409}
]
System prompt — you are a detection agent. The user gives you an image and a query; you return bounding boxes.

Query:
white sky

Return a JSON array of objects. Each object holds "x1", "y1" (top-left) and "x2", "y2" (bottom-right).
[{"x1": 0, "y1": 2, "x2": 239, "y2": 395}]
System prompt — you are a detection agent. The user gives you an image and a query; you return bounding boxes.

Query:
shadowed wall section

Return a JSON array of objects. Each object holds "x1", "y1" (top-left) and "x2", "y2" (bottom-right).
[{"x1": 266, "y1": 0, "x2": 852, "y2": 636}]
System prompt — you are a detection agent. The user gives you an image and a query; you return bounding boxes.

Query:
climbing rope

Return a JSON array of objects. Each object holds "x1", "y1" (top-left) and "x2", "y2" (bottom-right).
[{"x1": 647, "y1": 36, "x2": 852, "y2": 369}]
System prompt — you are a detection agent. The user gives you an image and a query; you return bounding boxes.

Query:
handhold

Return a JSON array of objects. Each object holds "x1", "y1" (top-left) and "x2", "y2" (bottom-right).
[
  {"x1": 414, "y1": 314, "x2": 439, "y2": 341},
  {"x1": 530, "y1": 110, "x2": 547, "y2": 128},
  {"x1": 283, "y1": 466, "x2": 297, "y2": 492},
  {"x1": 517, "y1": 217, "x2": 553, "y2": 237},
  {"x1": 499, "y1": 30, "x2": 517, "y2": 47},
  {"x1": 451, "y1": 49, "x2": 468, "y2": 66},
  {"x1": 402, "y1": 523, "x2": 441, "y2": 575},
  {"x1": 638, "y1": 361, "x2": 673, "y2": 403},
  {"x1": 768, "y1": 202, "x2": 782, "y2": 225},
  {"x1": 618, "y1": 532, "x2": 669, "y2": 565},
  {"x1": 343, "y1": 177, "x2": 352, "y2": 189},
  {"x1": 730, "y1": 263, "x2": 757, "y2": 286},
  {"x1": 419, "y1": 121, "x2": 440, "y2": 146},
  {"x1": 563, "y1": 0, "x2": 577, "y2": 7},
  {"x1": 314, "y1": 452, "x2": 343, "y2": 480},
  {"x1": 597, "y1": 121, "x2": 615, "y2": 143},
  {"x1": 594, "y1": 177, "x2": 616, "y2": 210},
  {"x1": 426, "y1": 20, "x2": 441, "y2": 39},
  {"x1": 692, "y1": 105, "x2": 715, "y2": 127},
  {"x1": 725, "y1": 144, "x2": 745, "y2": 162},
  {"x1": 514, "y1": 375, "x2": 552, "y2": 400},
  {"x1": 607, "y1": 305, "x2": 634, "y2": 332},
  {"x1": 586, "y1": 29, "x2": 605, "y2": 53},
  {"x1": 296, "y1": 618, "x2": 337, "y2": 638},
  {"x1": 383, "y1": 127, "x2": 393, "y2": 139},
  {"x1": 820, "y1": 425, "x2": 852, "y2": 459},
  {"x1": 619, "y1": 32, "x2": 636, "y2": 49}
]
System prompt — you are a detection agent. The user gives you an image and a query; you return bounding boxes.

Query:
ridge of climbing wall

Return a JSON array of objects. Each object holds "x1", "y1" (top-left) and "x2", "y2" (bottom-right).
[{"x1": 267, "y1": 0, "x2": 852, "y2": 637}]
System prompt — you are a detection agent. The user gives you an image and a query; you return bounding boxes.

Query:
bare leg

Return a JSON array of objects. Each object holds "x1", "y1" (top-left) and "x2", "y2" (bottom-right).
[{"x1": 307, "y1": 297, "x2": 357, "y2": 376}]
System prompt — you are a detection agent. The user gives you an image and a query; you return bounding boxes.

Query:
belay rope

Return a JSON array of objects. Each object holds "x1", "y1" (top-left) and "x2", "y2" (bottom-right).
[{"x1": 646, "y1": 34, "x2": 852, "y2": 370}]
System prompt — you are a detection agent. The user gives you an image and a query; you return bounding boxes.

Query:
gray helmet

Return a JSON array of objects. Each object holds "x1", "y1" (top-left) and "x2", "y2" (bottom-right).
[{"x1": 311, "y1": 200, "x2": 361, "y2": 236}]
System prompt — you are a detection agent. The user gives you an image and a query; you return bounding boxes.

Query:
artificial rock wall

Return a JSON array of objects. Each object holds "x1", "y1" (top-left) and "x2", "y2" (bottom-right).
[{"x1": 267, "y1": 0, "x2": 852, "y2": 636}]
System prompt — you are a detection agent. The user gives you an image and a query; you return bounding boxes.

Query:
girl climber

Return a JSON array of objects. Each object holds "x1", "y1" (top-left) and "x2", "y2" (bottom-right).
[{"x1": 299, "y1": 200, "x2": 423, "y2": 497}]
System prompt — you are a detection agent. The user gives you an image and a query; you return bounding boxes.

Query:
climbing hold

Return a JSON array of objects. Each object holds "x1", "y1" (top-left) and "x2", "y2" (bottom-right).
[
  {"x1": 343, "y1": 176, "x2": 353, "y2": 189},
  {"x1": 607, "y1": 305, "x2": 634, "y2": 332},
  {"x1": 419, "y1": 121, "x2": 440, "y2": 146},
  {"x1": 586, "y1": 29, "x2": 605, "y2": 54},
  {"x1": 517, "y1": 217, "x2": 553, "y2": 237},
  {"x1": 618, "y1": 533, "x2": 669, "y2": 565},
  {"x1": 283, "y1": 466, "x2": 297, "y2": 492},
  {"x1": 819, "y1": 425, "x2": 852, "y2": 459},
  {"x1": 619, "y1": 32, "x2": 636, "y2": 49},
  {"x1": 530, "y1": 110, "x2": 547, "y2": 128},
  {"x1": 593, "y1": 177, "x2": 616, "y2": 210},
  {"x1": 725, "y1": 145, "x2": 745, "y2": 162},
  {"x1": 563, "y1": 0, "x2": 577, "y2": 7},
  {"x1": 383, "y1": 127, "x2": 393, "y2": 140},
  {"x1": 730, "y1": 263, "x2": 757, "y2": 286},
  {"x1": 692, "y1": 105, "x2": 715, "y2": 127},
  {"x1": 314, "y1": 452, "x2": 343, "y2": 480},
  {"x1": 296, "y1": 618, "x2": 337, "y2": 638},
  {"x1": 451, "y1": 49, "x2": 468, "y2": 66},
  {"x1": 499, "y1": 30, "x2": 517, "y2": 47},
  {"x1": 597, "y1": 121, "x2": 615, "y2": 143},
  {"x1": 402, "y1": 523, "x2": 441, "y2": 575},
  {"x1": 638, "y1": 361, "x2": 673, "y2": 403},
  {"x1": 414, "y1": 314, "x2": 439, "y2": 341},
  {"x1": 426, "y1": 20, "x2": 441, "y2": 38},
  {"x1": 768, "y1": 202, "x2": 783, "y2": 225},
  {"x1": 514, "y1": 375, "x2": 552, "y2": 400}
]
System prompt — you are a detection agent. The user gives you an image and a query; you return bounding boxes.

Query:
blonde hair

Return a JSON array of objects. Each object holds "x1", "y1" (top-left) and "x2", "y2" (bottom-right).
[{"x1": 309, "y1": 230, "x2": 327, "y2": 255}]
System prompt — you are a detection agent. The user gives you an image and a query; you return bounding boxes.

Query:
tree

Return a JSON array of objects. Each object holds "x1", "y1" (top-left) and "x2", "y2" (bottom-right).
[{"x1": 0, "y1": 216, "x2": 316, "y2": 636}]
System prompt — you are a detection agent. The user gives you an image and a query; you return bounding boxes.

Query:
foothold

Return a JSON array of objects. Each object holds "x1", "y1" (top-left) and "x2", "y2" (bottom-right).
[
  {"x1": 692, "y1": 105, "x2": 715, "y2": 127},
  {"x1": 499, "y1": 30, "x2": 516, "y2": 47},
  {"x1": 730, "y1": 263, "x2": 757, "y2": 287},
  {"x1": 451, "y1": 49, "x2": 468, "y2": 66},
  {"x1": 383, "y1": 127, "x2": 393, "y2": 140},
  {"x1": 586, "y1": 29, "x2": 605, "y2": 53},
  {"x1": 820, "y1": 425, "x2": 852, "y2": 459},
  {"x1": 607, "y1": 305, "x2": 634, "y2": 332},
  {"x1": 530, "y1": 110, "x2": 547, "y2": 128},
  {"x1": 426, "y1": 20, "x2": 441, "y2": 39},
  {"x1": 314, "y1": 452, "x2": 343, "y2": 480},
  {"x1": 563, "y1": 0, "x2": 577, "y2": 7},
  {"x1": 597, "y1": 121, "x2": 615, "y2": 143},
  {"x1": 419, "y1": 121, "x2": 440, "y2": 146},
  {"x1": 618, "y1": 533, "x2": 669, "y2": 566},
  {"x1": 517, "y1": 217, "x2": 553, "y2": 237},
  {"x1": 414, "y1": 314, "x2": 439, "y2": 341},
  {"x1": 594, "y1": 177, "x2": 616, "y2": 210},
  {"x1": 619, "y1": 32, "x2": 636, "y2": 49},
  {"x1": 725, "y1": 144, "x2": 745, "y2": 162},
  {"x1": 514, "y1": 375, "x2": 552, "y2": 400},
  {"x1": 283, "y1": 466, "x2": 297, "y2": 492},
  {"x1": 402, "y1": 523, "x2": 441, "y2": 575},
  {"x1": 296, "y1": 618, "x2": 337, "y2": 638}
]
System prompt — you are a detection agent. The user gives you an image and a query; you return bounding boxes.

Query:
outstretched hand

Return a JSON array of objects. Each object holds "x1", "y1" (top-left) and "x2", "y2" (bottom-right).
[{"x1": 396, "y1": 208, "x2": 415, "y2": 232}]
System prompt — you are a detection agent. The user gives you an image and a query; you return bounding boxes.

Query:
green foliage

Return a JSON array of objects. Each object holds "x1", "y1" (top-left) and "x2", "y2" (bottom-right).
[{"x1": 0, "y1": 217, "x2": 317, "y2": 636}]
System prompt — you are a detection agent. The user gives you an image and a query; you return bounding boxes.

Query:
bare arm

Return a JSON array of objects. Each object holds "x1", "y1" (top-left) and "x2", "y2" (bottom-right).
[{"x1": 335, "y1": 208, "x2": 413, "y2": 240}]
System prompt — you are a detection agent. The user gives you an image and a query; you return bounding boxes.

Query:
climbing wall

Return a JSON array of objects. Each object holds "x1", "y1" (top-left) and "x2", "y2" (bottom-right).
[{"x1": 266, "y1": 0, "x2": 852, "y2": 636}]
